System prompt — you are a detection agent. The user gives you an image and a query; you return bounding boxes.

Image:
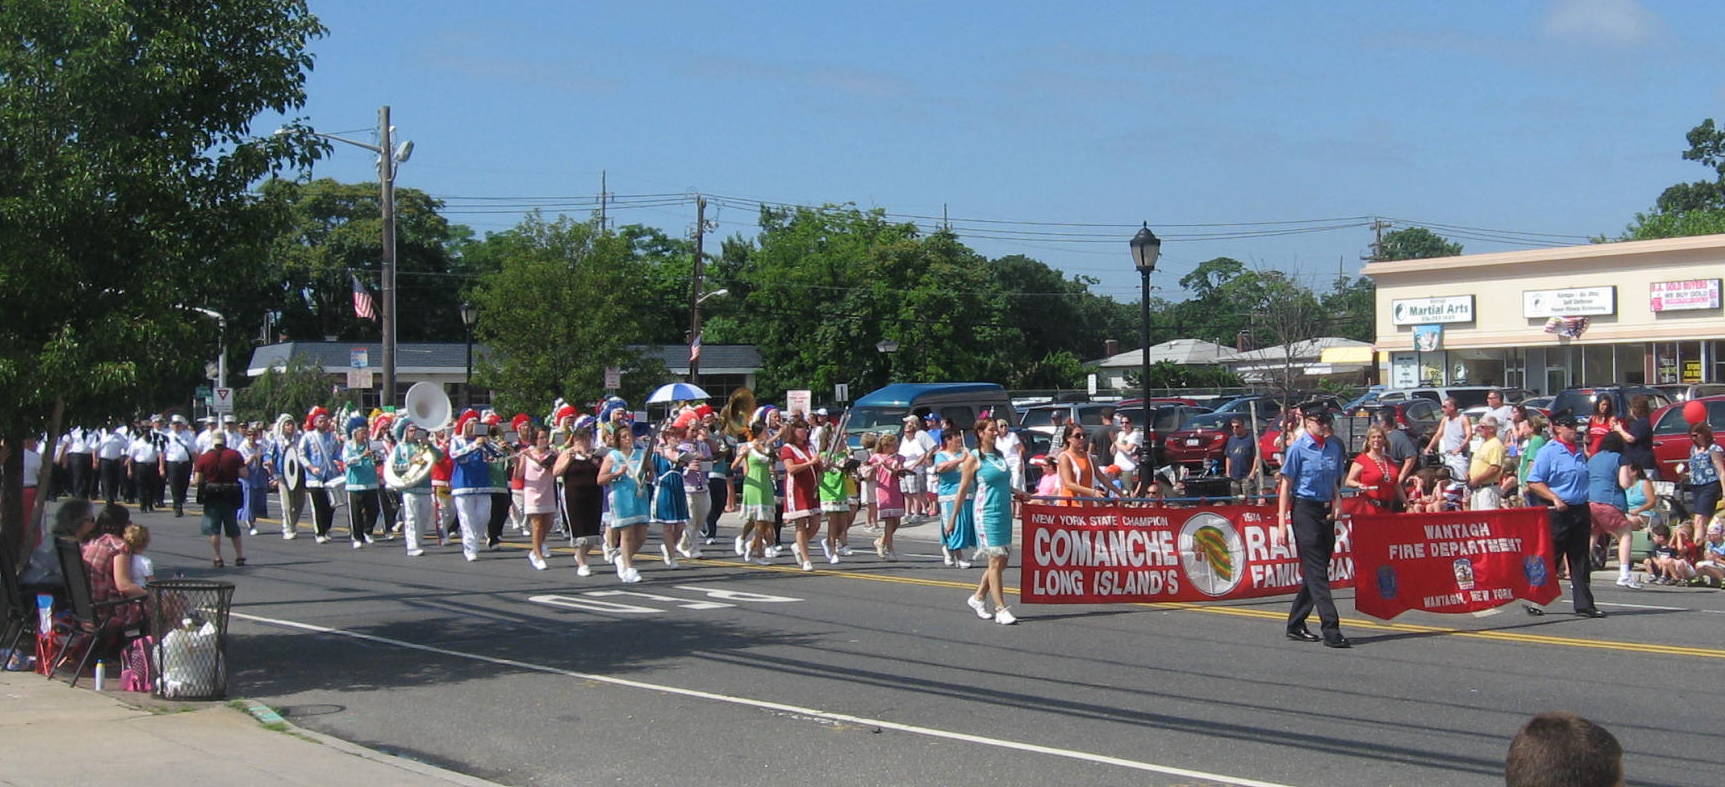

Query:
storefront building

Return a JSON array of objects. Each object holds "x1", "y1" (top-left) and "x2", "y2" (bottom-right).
[{"x1": 1365, "y1": 234, "x2": 1725, "y2": 394}]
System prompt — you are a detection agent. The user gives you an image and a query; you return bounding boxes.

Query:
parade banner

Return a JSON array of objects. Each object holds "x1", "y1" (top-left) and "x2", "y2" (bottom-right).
[
  {"x1": 1020, "y1": 502, "x2": 1356, "y2": 604},
  {"x1": 1349, "y1": 508, "x2": 1559, "y2": 620}
]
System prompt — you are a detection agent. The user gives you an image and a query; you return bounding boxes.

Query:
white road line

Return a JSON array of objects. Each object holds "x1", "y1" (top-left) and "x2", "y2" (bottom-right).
[
  {"x1": 1552, "y1": 599, "x2": 1691, "y2": 611},
  {"x1": 231, "y1": 611, "x2": 1289, "y2": 787}
]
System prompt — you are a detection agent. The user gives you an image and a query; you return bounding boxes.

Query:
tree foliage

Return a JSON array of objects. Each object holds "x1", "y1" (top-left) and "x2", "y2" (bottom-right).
[
  {"x1": 465, "y1": 214, "x2": 668, "y2": 414},
  {"x1": 237, "y1": 354, "x2": 353, "y2": 424},
  {"x1": 0, "y1": 0, "x2": 325, "y2": 554},
  {"x1": 1618, "y1": 118, "x2": 1725, "y2": 240},
  {"x1": 260, "y1": 178, "x2": 470, "y2": 343},
  {"x1": 1373, "y1": 227, "x2": 1462, "y2": 261}
]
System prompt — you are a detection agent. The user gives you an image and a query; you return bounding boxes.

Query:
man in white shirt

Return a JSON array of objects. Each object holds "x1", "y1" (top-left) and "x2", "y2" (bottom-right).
[
  {"x1": 221, "y1": 414, "x2": 245, "y2": 448},
  {"x1": 164, "y1": 414, "x2": 198, "y2": 516},
  {"x1": 62, "y1": 426, "x2": 98, "y2": 499},
  {"x1": 994, "y1": 416, "x2": 1025, "y2": 491},
  {"x1": 127, "y1": 421, "x2": 166, "y2": 513},
  {"x1": 95, "y1": 422, "x2": 130, "y2": 504},
  {"x1": 195, "y1": 417, "x2": 220, "y2": 455},
  {"x1": 897, "y1": 415, "x2": 937, "y2": 520}
]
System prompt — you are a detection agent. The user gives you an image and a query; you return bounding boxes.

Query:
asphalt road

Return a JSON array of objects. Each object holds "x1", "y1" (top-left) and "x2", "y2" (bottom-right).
[{"x1": 112, "y1": 500, "x2": 1724, "y2": 786}]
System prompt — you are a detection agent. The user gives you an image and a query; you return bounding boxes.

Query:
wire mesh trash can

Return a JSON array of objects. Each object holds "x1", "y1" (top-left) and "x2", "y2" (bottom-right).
[{"x1": 146, "y1": 580, "x2": 235, "y2": 700}]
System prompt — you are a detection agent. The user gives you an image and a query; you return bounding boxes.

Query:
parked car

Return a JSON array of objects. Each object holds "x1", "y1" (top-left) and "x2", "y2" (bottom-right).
[
  {"x1": 1118, "y1": 404, "x2": 1214, "y2": 467},
  {"x1": 1648, "y1": 394, "x2": 1725, "y2": 480},
  {"x1": 844, "y1": 383, "x2": 1017, "y2": 448},
  {"x1": 1377, "y1": 385, "x2": 1524, "y2": 410},
  {"x1": 1017, "y1": 401, "x2": 1117, "y2": 437},
  {"x1": 1353, "y1": 400, "x2": 1443, "y2": 447},
  {"x1": 1653, "y1": 383, "x2": 1725, "y2": 402},
  {"x1": 1519, "y1": 396, "x2": 1554, "y2": 417},
  {"x1": 1548, "y1": 386, "x2": 1673, "y2": 424}
]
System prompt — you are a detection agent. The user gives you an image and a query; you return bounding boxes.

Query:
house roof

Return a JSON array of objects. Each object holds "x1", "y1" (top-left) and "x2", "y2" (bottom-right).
[
  {"x1": 1094, "y1": 338, "x2": 1235, "y2": 367},
  {"x1": 248, "y1": 342, "x2": 762, "y2": 376},
  {"x1": 1223, "y1": 337, "x2": 1372, "y2": 365}
]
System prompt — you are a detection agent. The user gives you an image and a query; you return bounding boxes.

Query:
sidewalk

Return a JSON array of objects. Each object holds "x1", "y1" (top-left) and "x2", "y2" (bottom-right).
[{"x1": 0, "y1": 672, "x2": 494, "y2": 786}]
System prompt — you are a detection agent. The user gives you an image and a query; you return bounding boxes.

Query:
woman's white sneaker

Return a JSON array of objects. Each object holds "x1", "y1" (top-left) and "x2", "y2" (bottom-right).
[
  {"x1": 994, "y1": 608, "x2": 1018, "y2": 625},
  {"x1": 529, "y1": 551, "x2": 548, "y2": 571},
  {"x1": 575, "y1": 564, "x2": 592, "y2": 577},
  {"x1": 967, "y1": 596, "x2": 991, "y2": 619}
]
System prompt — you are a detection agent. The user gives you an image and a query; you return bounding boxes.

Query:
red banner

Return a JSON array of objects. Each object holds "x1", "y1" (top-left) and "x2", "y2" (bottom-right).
[
  {"x1": 1349, "y1": 508, "x2": 1560, "y2": 619},
  {"x1": 1020, "y1": 502, "x2": 1355, "y2": 604}
]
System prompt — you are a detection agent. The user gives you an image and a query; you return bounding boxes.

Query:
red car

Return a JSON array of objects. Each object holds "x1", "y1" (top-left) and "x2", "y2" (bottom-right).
[
  {"x1": 1159, "y1": 411, "x2": 1237, "y2": 470},
  {"x1": 1649, "y1": 394, "x2": 1725, "y2": 480}
]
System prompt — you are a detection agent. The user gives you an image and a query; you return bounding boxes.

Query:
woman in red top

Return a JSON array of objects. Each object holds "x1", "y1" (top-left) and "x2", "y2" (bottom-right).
[
  {"x1": 1344, "y1": 426, "x2": 1406, "y2": 512},
  {"x1": 1585, "y1": 396, "x2": 1622, "y2": 457},
  {"x1": 778, "y1": 419, "x2": 822, "y2": 571}
]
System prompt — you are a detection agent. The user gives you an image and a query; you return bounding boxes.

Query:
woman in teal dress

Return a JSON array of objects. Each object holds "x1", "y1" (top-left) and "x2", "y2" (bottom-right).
[
  {"x1": 933, "y1": 430, "x2": 977, "y2": 568},
  {"x1": 598, "y1": 424, "x2": 649, "y2": 583},
  {"x1": 954, "y1": 418, "x2": 1029, "y2": 625}
]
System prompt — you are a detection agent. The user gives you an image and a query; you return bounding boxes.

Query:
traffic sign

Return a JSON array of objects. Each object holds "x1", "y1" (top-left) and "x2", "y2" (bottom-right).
[
  {"x1": 833, "y1": 383, "x2": 849, "y2": 403},
  {"x1": 786, "y1": 389, "x2": 812, "y2": 418},
  {"x1": 604, "y1": 367, "x2": 621, "y2": 390},
  {"x1": 351, "y1": 347, "x2": 369, "y2": 368},
  {"x1": 347, "y1": 369, "x2": 372, "y2": 390},
  {"x1": 1087, "y1": 373, "x2": 1098, "y2": 396},
  {"x1": 212, "y1": 387, "x2": 234, "y2": 414}
]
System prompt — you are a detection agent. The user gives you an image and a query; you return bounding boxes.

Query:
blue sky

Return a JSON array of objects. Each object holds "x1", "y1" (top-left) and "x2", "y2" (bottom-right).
[{"x1": 268, "y1": 0, "x2": 1725, "y2": 301}]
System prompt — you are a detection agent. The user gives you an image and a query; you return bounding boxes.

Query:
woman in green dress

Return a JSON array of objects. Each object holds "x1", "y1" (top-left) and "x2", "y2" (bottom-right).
[
  {"x1": 731, "y1": 421, "x2": 778, "y2": 565},
  {"x1": 953, "y1": 418, "x2": 1031, "y2": 624}
]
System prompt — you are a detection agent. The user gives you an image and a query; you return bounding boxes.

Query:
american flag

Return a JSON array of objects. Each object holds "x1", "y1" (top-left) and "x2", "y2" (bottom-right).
[
  {"x1": 351, "y1": 274, "x2": 378, "y2": 321},
  {"x1": 689, "y1": 332, "x2": 702, "y2": 363},
  {"x1": 1543, "y1": 316, "x2": 1589, "y2": 338}
]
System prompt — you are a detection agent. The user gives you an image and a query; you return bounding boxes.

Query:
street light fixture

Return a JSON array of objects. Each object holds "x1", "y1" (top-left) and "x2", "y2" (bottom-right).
[
  {"x1": 191, "y1": 307, "x2": 228, "y2": 391},
  {"x1": 460, "y1": 301, "x2": 477, "y2": 409},
  {"x1": 279, "y1": 106, "x2": 415, "y2": 409},
  {"x1": 687, "y1": 288, "x2": 729, "y2": 383},
  {"x1": 1130, "y1": 222, "x2": 1161, "y2": 495}
]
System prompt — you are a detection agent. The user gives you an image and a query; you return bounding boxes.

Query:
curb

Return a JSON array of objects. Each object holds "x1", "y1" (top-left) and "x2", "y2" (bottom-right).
[{"x1": 229, "y1": 698, "x2": 501, "y2": 786}]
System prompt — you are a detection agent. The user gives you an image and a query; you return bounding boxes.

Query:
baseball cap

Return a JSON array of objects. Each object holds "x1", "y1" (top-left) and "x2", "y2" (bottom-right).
[
  {"x1": 1552, "y1": 414, "x2": 1581, "y2": 428},
  {"x1": 210, "y1": 432, "x2": 226, "y2": 445},
  {"x1": 815, "y1": 408, "x2": 829, "y2": 417},
  {"x1": 902, "y1": 414, "x2": 921, "y2": 424},
  {"x1": 1303, "y1": 407, "x2": 1333, "y2": 424}
]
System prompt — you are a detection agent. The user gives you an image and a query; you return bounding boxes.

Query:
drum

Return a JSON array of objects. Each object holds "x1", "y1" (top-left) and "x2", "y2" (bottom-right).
[{"x1": 281, "y1": 450, "x2": 304, "y2": 491}]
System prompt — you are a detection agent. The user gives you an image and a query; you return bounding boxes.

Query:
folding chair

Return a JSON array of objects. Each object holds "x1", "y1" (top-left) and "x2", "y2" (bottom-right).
[
  {"x1": 45, "y1": 538, "x2": 145, "y2": 687},
  {"x1": 0, "y1": 545, "x2": 30, "y2": 664}
]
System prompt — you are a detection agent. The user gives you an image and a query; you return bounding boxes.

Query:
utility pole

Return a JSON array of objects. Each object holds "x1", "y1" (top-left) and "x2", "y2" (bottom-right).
[
  {"x1": 1363, "y1": 217, "x2": 1390, "y2": 262},
  {"x1": 598, "y1": 170, "x2": 608, "y2": 232},
  {"x1": 688, "y1": 194, "x2": 707, "y2": 382},
  {"x1": 379, "y1": 105, "x2": 398, "y2": 410}
]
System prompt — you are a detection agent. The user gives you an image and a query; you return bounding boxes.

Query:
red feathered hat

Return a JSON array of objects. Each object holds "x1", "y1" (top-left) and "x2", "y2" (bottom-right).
[
  {"x1": 481, "y1": 410, "x2": 503, "y2": 426},
  {"x1": 510, "y1": 413, "x2": 531, "y2": 433},
  {"x1": 453, "y1": 408, "x2": 480, "y2": 433},
  {"x1": 694, "y1": 404, "x2": 715, "y2": 419},
  {"x1": 554, "y1": 404, "x2": 577, "y2": 425},
  {"x1": 304, "y1": 406, "x2": 330, "y2": 432}
]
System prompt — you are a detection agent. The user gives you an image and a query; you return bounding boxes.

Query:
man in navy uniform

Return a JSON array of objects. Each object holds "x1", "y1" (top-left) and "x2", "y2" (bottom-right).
[
  {"x1": 1277, "y1": 406, "x2": 1350, "y2": 648},
  {"x1": 1524, "y1": 414, "x2": 1603, "y2": 618}
]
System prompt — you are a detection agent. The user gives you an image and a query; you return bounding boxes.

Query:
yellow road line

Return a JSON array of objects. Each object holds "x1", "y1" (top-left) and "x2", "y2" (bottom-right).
[{"x1": 147, "y1": 503, "x2": 1725, "y2": 660}]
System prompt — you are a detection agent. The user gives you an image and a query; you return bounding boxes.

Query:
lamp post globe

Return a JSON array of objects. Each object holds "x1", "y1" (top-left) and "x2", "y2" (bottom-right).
[{"x1": 1131, "y1": 222, "x2": 1160, "y2": 494}]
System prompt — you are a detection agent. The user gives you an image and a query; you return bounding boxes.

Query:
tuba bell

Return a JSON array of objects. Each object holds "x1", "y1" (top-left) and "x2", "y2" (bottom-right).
[
  {"x1": 717, "y1": 387, "x2": 755, "y2": 439},
  {"x1": 404, "y1": 381, "x2": 452, "y2": 432}
]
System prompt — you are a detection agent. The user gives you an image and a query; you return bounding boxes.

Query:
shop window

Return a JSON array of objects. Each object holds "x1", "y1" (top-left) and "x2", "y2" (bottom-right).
[
  {"x1": 1616, "y1": 344, "x2": 1646, "y2": 385},
  {"x1": 1581, "y1": 344, "x2": 1615, "y2": 386}
]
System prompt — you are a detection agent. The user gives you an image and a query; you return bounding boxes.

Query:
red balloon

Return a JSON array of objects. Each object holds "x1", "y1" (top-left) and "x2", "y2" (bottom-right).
[{"x1": 1684, "y1": 399, "x2": 1707, "y2": 425}]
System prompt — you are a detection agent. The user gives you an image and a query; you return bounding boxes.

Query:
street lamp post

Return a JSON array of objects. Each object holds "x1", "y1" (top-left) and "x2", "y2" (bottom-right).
[
  {"x1": 460, "y1": 302, "x2": 477, "y2": 409},
  {"x1": 282, "y1": 107, "x2": 414, "y2": 409},
  {"x1": 1130, "y1": 222, "x2": 1161, "y2": 493},
  {"x1": 688, "y1": 287, "x2": 728, "y2": 383},
  {"x1": 192, "y1": 307, "x2": 228, "y2": 391}
]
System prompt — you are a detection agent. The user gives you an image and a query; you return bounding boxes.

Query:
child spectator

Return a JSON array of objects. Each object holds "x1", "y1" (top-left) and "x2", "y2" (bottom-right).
[
  {"x1": 857, "y1": 432, "x2": 879, "y2": 531},
  {"x1": 1693, "y1": 520, "x2": 1725, "y2": 588},
  {"x1": 122, "y1": 523, "x2": 155, "y2": 586},
  {"x1": 1033, "y1": 456, "x2": 1061, "y2": 498},
  {"x1": 1643, "y1": 523, "x2": 1694, "y2": 585},
  {"x1": 1437, "y1": 467, "x2": 1467, "y2": 512}
]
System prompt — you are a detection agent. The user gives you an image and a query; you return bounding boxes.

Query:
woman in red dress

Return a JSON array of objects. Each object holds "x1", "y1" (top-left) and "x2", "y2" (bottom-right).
[
  {"x1": 1585, "y1": 396, "x2": 1622, "y2": 457},
  {"x1": 778, "y1": 419, "x2": 822, "y2": 572},
  {"x1": 1344, "y1": 426, "x2": 1406, "y2": 513}
]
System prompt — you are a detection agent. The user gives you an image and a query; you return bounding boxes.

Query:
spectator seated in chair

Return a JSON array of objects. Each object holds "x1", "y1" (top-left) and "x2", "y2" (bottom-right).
[
  {"x1": 81, "y1": 503, "x2": 148, "y2": 630},
  {"x1": 18, "y1": 499, "x2": 98, "y2": 601}
]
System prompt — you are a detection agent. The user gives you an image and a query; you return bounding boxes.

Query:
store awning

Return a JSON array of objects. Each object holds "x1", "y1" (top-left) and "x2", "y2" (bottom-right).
[{"x1": 1319, "y1": 346, "x2": 1376, "y2": 365}]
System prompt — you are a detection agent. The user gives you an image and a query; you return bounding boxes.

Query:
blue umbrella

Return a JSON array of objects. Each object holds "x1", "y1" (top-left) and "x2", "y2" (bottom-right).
[{"x1": 646, "y1": 382, "x2": 711, "y2": 403}]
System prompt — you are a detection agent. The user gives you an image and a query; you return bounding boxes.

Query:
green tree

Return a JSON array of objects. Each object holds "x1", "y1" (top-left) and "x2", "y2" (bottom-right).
[
  {"x1": 0, "y1": 0, "x2": 325, "y2": 556},
  {"x1": 236, "y1": 354, "x2": 353, "y2": 424},
  {"x1": 466, "y1": 214, "x2": 660, "y2": 414},
  {"x1": 1615, "y1": 119, "x2": 1725, "y2": 240},
  {"x1": 260, "y1": 178, "x2": 469, "y2": 343},
  {"x1": 1321, "y1": 275, "x2": 1376, "y2": 342},
  {"x1": 1373, "y1": 227, "x2": 1463, "y2": 261}
]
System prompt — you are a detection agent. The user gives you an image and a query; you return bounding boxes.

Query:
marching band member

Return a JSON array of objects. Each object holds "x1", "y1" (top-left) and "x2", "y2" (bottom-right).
[
  {"x1": 676, "y1": 413, "x2": 714, "y2": 559},
  {"x1": 483, "y1": 411, "x2": 514, "y2": 549},
  {"x1": 389, "y1": 418, "x2": 442, "y2": 557},
  {"x1": 270, "y1": 414, "x2": 307, "y2": 539},
  {"x1": 342, "y1": 417, "x2": 381, "y2": 548},
  {"x1": 554, "y1": 416, "x2": 604, "y2": 576},
  {"x1": 733, "y1": 420, "x2": 778, "y2": 565},
  {"x1": 449, "y1": 409, "x2": 499, "y2": 562},
  {"x1": 516, "y1": 424, "x2": 559, "y2": 570},
  {"x1": 954, "y1": 418, "x2": 1032, "y2": 624},
  {"x1": 125, "y1": 416, "x2": 166, "y2": 514},
  {"x1": 598, "y1": 419, "x2": 649, "y2": 583},
  {"x1": 509, "y1": 413, "x2": 533, "y2": 536},
  {"x1": 429, "y1": 429, "x2": 456, "y2": 546},
  {"x1": 780, "y1": 418, "x2": 821, "y2": 572},
  {"x1": 649, "y1": 420, "x2": 691, "y2": 569},
  {"x1": 371, "y1": 412, "x2": 401, "y2": 538},
  {"x1": 299, "y1": 407, "x2": 342, "y2": 543},
  {"x1": 933, "y1": 428, "x2": 977, "y2": 568},
  {"x1": 164, "y1": 415, "x2": 197, "y2": 516},
  {"x1": 239, "y1": 426, "x2": 272, "y2": 536}
]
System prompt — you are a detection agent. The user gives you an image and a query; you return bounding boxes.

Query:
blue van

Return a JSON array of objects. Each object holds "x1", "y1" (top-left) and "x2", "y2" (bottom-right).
[{"x1": 845, "y1": 383, "x2": 1017, "y2": 439}]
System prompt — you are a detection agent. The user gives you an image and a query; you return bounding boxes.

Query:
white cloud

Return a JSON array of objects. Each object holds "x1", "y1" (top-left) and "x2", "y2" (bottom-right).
[{"x1": 1541, "y1": 0, "x2": 1660, "y2": 47}]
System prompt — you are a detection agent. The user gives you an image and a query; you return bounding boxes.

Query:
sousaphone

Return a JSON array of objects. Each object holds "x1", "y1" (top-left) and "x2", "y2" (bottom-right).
[
  {"x1": 386, "y1": 382, "x2": 450, "y2": 489},
  {"x1": 717, "y1": 387, "x2": 755, "y2": 439}
]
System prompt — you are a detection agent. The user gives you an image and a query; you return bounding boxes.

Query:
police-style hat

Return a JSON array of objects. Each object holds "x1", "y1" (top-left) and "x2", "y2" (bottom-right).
[{"x1": 1552, "y1": 413, "x2": 1581, "y2": 428}]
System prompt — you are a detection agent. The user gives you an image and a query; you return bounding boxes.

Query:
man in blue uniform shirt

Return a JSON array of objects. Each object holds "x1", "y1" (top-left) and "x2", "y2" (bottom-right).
[
  {"x1": 1524, "y1": 414, "x2": 1603, "y2": 618},
  {"x1": 1277, "y1": 406, "x2": 1350, "y2": 648}
]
